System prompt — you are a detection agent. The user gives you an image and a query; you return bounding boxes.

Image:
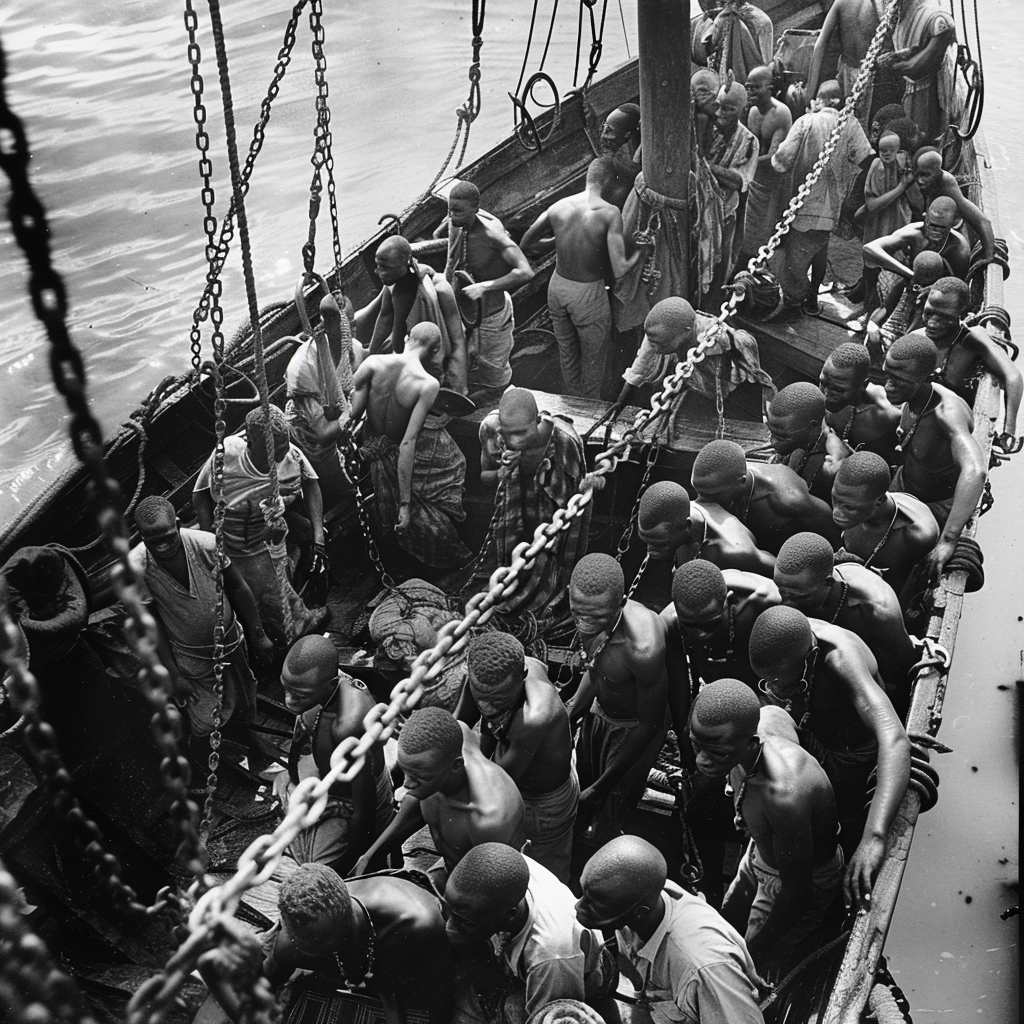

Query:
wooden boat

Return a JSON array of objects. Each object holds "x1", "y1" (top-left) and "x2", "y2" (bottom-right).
[{"x1": 0, "y1": 2, "x2": 1013, "y2": 1022}]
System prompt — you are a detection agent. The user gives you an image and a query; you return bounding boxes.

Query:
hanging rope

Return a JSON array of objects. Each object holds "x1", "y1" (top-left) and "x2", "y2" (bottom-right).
[{"x1": 949, "y1": 0, "x2": 984, "y2": 139}]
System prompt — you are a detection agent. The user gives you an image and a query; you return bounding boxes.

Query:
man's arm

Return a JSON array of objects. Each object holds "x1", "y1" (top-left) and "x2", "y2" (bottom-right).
[
  {"x1": 924, "y1": 403, "x2": 986, "y2": 576},
  {"x1": 774, "y1": 474, "x2": 840, "y2": 545},
  {"x1": 891, "y1": 29, "x2": 955, "y2": 82},
  {"x1": 606, "y1": 208, "x2": 641, "y2": 279},
  {"x1": 348, "y1": 360, "x2": 373, "y2": 424},
  {"x1": 520, "y1": 208, "x2": 555, "y2": 257},
  {"x1": 300, "y1": 476, "x2": 326, "y2": 547},
  {"x1": 352, "y1": 794, "x2": 425, "y2": 875},
  {"x1": 660, "y1": 608, "x2": 693, "y2": 755},
  {"x1": 683, "y1": 964, "x2": 766, "y2": 1024},
  {"x1": 368, "y1": 287, "x2": 396, "y2": 354},
  {"x1": 478, "y1": 418, "x2": 502, "y2": 488},
  {"x1": 943, "y1": 183, "x2": 996, "y2": 262},
  {"x1": 193, "y1": 487, "x2": 215, "y2": 533},
  {"x1": 806, "y1": 0, "x2": 840, "y2": 100},
  {"x1": 461, "y1": 234, "x2": 535, "y2": 302},
  {"x1": 435, "y1": 277, "x2": 469, "y2": 394},
  {"x1": 863, "y1": 226, "x2": 919, "y2": 280},
  {"x1": 566, "y1": 670, "x2": 599, "y2": 730},
  {"x1": 523, "y1": 954, "x2": 587, "y2": 1015},
  {"x1": 837, "y1": 648, "x2": 911, "y2": 906},
  {"x1": 968, "y1": 328, "x2": 1022, "y2": 437},
  {"x1": 396, "y1": 380, "x2": 440, "y2": 533}
]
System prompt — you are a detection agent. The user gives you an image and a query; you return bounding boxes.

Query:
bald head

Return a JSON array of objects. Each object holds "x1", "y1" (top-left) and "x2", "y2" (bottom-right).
[
  {"x1": 645, "y1": 297, "x2": 696, "y2": 336},
  {"x1": 912, "y1": 250, "x2": 947, "y2": 286},
  {"x1": 717, "y1": 80, "x2": 747, "y2": 112},
  {"x1": 817, "y1": 80, "x2": 842, "y2": 107},
  {"x1": 915, "y1": 149, "x2": 942, "y2": 174},
  {"x1": 578, "y1": 835, "x2": 666, "y2": 928},
  {"x1": 449, "y1": 180, "x2": 480, "y2": 206},
  {"x1": 746, "y1": 65, "x2": 772, "y2": 87},
  {"x1": 498, "y1": 387, "x2": 538, "y2": 426},
  {"x1": 611, "y1": 103, "x2": 640, "y2": 131},
  {"x1": 376, "y1": 235, "x2": 413, "y2": 264},
  {"x1": 926, "y1": 195, "x2": 958, "y2": 228},
  {"x1": 407, "y1": 322, "x2": 442, "y2": 355}
]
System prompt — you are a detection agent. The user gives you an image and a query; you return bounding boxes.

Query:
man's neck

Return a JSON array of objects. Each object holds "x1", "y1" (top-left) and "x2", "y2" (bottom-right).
[
  {"x1": 906, "y1": 382, "x2": 934, "y2": 415},
  {"x1": 865, "y1": 493, "x2": 897, "y2": 528},
  {"x1": 633, "y1": 894, "x2": 667, "y2": 944}
]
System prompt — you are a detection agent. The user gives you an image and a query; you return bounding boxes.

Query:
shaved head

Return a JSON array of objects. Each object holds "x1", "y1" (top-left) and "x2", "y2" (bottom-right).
[
  {"x1": 912, "y1": 250, "x2": 947, "y2": 285},
  {"x1": 498, "y1": 386, "x2": 539, "y2": 426},
  {"x1": 692, "y1": 678, "x2": 761, "y2": 734},
  {"x1": 749, "y1": 606, "x2": 814, "y2": 674},
  {"x1": 134, "y1": 495, "x2": 176, "y2": 533},
  {"x1": 449, "y1": 180, "x2": 480, "y2": 206},
  {"x1": 691, "y1": 68, "x2": 721, "y2": 93},
  {"x1": 645, "y1": 297, "x2": 696, "y2": 337},
  {"x1": 638, "y1": 480, "x2": 690, "y2": 531},
  {"x1": 746, "y1": 65, "x2": 772, "y2": 87},
  {"x1": 578, "y1": 835, "x2": 666, "y2": 926},
  {"x1": 926, "y1": 195, "x2": 958, "y2": 227},
  {"x1": 769, "y1": 382, "x2": 826, "y2": 423},
  {"x1": 929, "y1": 276, "x2": 970, "y2": 312},
  {"x1": 399, "y1": 707, "x2": 463, "y2": 763},
  {"x1": 915, "y1": 149, "x2": 942, "y2": 174},
  {"x1": 467, "y1": 632, "x2": 525, "y2": 708},
  {"x1": 570, "y1": 554, "x2": 625, "y2": 599},
  {"x1": 826, "y1": 342, "x2": 871, "y2": 378},
  {"x1": 446, "y1": 843, "x2": 529, "y2": 919},
  {"x1": 776, "y1": 532, "x2": 835, "y2": 581},
  {"x1": 834, "y1": 451, "x2": 891, "y2": 498},
  {"x1": 376, "y1": 235, "x2": 413, "y2": 264},
  {"x1": 817, "y1": 80, "x2": 842, "y2": 106},
  {"x1": 672, "y1": 559, "x2": 727, "y2": 618},
  {"x1": 888, "y1": 332, "x2": 939, "y2": 373},
  {"x1": 717, "y1": 81, "x2": 747, "y2": 108}
]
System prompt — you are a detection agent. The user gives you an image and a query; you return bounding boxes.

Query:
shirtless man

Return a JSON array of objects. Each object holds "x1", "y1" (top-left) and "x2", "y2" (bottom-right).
[
  {"x1": 276, "y1": 636, "x2": 394, "y2": 875},
  {"x1": 749, "y1": 607, "x2": 911, "y2": 905},
  {"x1": 691, "y1": 438, "x2": 838, "y2": 554},
  {"x1": 354, "y1": 707, "x2": 525, "y2": 886},
  {"x1": 907, "y1": 276, "x2": 1022, "y2": 439},
  {"x1": 520, "y1": 156, "x2": 638, "y2": 398},
  {"x1": 358, "y1": 235, "x2": 468, "y2": 394},
  {"x1": 766, "y1": 382, "x2": 852, "y2": 505},
  {"x1": 258, "y1": 864, "x2": 454, "y2": 1024},
  {"x1": 913, "y1": 149, "x2": 996, "y2": 267},
  {"x1": 691, "y1": 681, "x2": 843, "y2": 977},
  {"x1": 865, "y1": 250, "x2": 947, "y2": 344},
  {"x1": 630, "y1": 480, "x2": 775, "y2": 613},
  {"x1": 883, "y1": 333, "x2": 987, "y2": 575},
  {"x1": 832, "y1": 451, "x2": 939, "y2": 605},
  {"x1": 599, "y1": 103, "x2": 642, "y2": 206},
  {"x1": 440, "y1": 180, "x2": 535, "y2": 390},
  {"x1": 774, "y1": 531, "x2": 917, "y2": 718},
  {"x1": 863, "y1": 196, "x2": 972, "y2": 286},
  {"x1": 662, "y1": 560, "x2": 780, "y2": 724},
  {"x1": 464, "y1": 633, "x2": 577, "y2": 883},
  {"x1": 738, "y1": 66, "x2": 792, "y2": 269},
  {"x1": 819, "y1": 343, "x2": 902, "y2": 463},
  {"x1": 807, "y1": 0, "x2": 885, "y2": 129},
  {"x1": 478, "y1": 388, "x2": 589, "y2": 622},
  {"x1": 350, "y1": 322, "x2": 470, "y2": 568},
  {"x1": 566, "y1": 554, "x2": 669, "y2": 845}
]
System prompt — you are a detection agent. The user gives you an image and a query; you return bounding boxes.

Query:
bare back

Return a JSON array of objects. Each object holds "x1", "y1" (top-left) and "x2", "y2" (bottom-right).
[
  {"x1": 833, "y1": 0, "x2": 882, "y2": 63},
  {"x1": 548, "y1": 192, "x2": 617, "y2": 282},
  {"x1": 353, "y1": 352, "x2": 438, "y2": 443}
]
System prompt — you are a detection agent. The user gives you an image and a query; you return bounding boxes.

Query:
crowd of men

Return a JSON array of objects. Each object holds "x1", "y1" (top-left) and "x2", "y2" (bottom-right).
[{"x1": 126, "y1": 3, "x2": 1021, "y2": 1024}]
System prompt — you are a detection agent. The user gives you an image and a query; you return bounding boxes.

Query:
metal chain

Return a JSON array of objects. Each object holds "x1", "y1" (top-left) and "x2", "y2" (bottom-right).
[
  {"x1": 460, "y1": 468, "x2": 511, "y2": 596},
  {"x1": 615, "y1": 431, "x2": 663, "y2": 564},
  {"x1": 341, "y1": 432, "x2": 397, "y2": 591},
  {"x1": 0, "y1": 31, "x2": 207, "y2": 909},
  {"x1": 738, "y1": 0, "x2": 901, "y2": 281},
  {"x1": 0, "y1": 857, "x2": 100, "y2": 1024},
  {"x1": 582, "y1": 0, "x2": 609, "y2": 90},
  {"x1": 188, "y1": 1, "x2": 308, "y2": 340}
]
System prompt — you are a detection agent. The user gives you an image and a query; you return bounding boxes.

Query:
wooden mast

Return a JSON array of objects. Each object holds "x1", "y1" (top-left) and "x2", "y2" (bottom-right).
[{"x1": 637, "y1": 0, "x2": 692, "y2": 299}]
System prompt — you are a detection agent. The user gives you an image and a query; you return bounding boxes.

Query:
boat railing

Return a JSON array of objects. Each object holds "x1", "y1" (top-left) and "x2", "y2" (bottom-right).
[{"x1": 822, "y1": 194, "x2": 1008, "y2": 1024}]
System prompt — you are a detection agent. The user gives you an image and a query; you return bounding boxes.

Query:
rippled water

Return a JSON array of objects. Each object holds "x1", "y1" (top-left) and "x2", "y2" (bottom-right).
[
  {"x1": 0, "y1": 0, "x2": 638, "y2": 518},
  {"x1": 0, "y1": 1, "x2": 1018, "y2": 1019}
]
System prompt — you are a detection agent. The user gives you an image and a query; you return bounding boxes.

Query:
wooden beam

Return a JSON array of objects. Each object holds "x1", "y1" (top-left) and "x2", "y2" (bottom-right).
[{"x1": 637, "y1": 0, "x2": 691, "y2": 202}]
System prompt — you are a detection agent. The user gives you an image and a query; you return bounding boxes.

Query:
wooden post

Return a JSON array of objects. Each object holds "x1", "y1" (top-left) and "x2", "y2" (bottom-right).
[{"x1": 637, "y1": 0, "x2": 691, "y2": 288}]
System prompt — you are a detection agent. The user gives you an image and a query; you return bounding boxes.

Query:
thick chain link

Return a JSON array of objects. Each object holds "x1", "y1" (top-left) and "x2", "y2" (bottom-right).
[
  {"x1": 0, "y1": 858, "x2": 100, "y2": 1024},
  {"x1": 740, "y1": 0, "x2": 902, "y2": 278},
  {"x1": 341, "y1": 432, "x2": 398, "y2": 592},
  {"x1": 0, "y1": 30, "x2": 206, "y2": 920}
]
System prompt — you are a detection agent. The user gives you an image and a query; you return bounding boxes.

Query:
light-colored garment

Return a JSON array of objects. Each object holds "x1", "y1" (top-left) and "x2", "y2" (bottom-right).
[
  {"x1": 491, "y1": 857, "x2": 608, "y2": 1016},
  {"x1": 706, "y1": 122, "x2": 760, "y2": 225},
  {"x1": 194, "y1": 435, "x2": 317, "y2": 556},
  {"x1": 616, "y1": 881, "x2": 764, "y2": 1024},
  {"x1": 128, "y1": 529, "x2": 256, "y2": 734},
  {"x1": 547, "y1": 271, "x2": 613, "y2": 399},
  {"x1": 471, "y1": 292, "x2": 515, "y2": 388},
  {"x1": 727, "y1": 842, "x2": 844, "y2": 970},
  {"x1": 863, "y1": 152, "x2": 914, "y2": 243},
  {"x1": 284, "y1": 337, "x2": 350, "y2": 463},
  {"x1": 520, "y1": 767, "x2": 580, "y2": 885},
  {"x1": 892, "y1": 0, "x2": 956, "y2": 142},
  {"x1": 771, "y1": 107, "x2": 873, "y2": 233}
]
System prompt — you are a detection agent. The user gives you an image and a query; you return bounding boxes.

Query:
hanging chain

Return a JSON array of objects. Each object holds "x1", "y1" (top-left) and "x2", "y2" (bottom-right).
[
  {"x1": 0, "y1": 857, "x2": 100, "y2": 1024},
  {"x1": 0, "y1": 31, "x2": 207, "y2": 912},
  {"x1": 188, "y1": 0, "x2": 308, "y2": 344},
  {"x1": 582, "y1": 0, "x2": 609, "y2": 90},
  {"x1": 341, "y1": 433, "x2": 397, "y2": 592},
  {"x1": 615, "y1": 431, "x2": 663, "y2": 563},
  {"x1": 739, "y1": 0, "x2": 902, "y2": 281}
]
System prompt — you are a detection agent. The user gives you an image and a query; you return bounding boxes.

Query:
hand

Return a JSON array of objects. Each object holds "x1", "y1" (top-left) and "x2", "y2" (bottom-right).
[
  {"x1": 844, "y1": 833, "x2": 887, "y2": 908},
  {"x1": 462, "y1": 282, "x2": 487, "y2": 302},
  {"x1": 311, "y1": 541, "x2": 330, "y2": 572},
  {"x1": 272, "y1": 772, "x2": 293, "y2": 809},
  {"x1": 396, "y1": 503, "x2": 412, "y2": 535},
  {"x1": 995, "y1": 431, "x2": 1024, "y2": 454},
  {"x1": 352, "y1": 852, "x2": 374, "y2": 877},
  {"x1": 323, "y1": 403, "x2": 343, "y2": 422},
  {"x1": 577, "y1": 784, "x2": 606, "y2": 822},
  {"x1": 250, "y1": 631, "x2": 275, "y2": 666},
  {"x1": 923, "y1": 536, "x2": 958, "y2": 579},
  {"x1": 499, "y1": 448, "x2": 521, "y2": 468}
]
